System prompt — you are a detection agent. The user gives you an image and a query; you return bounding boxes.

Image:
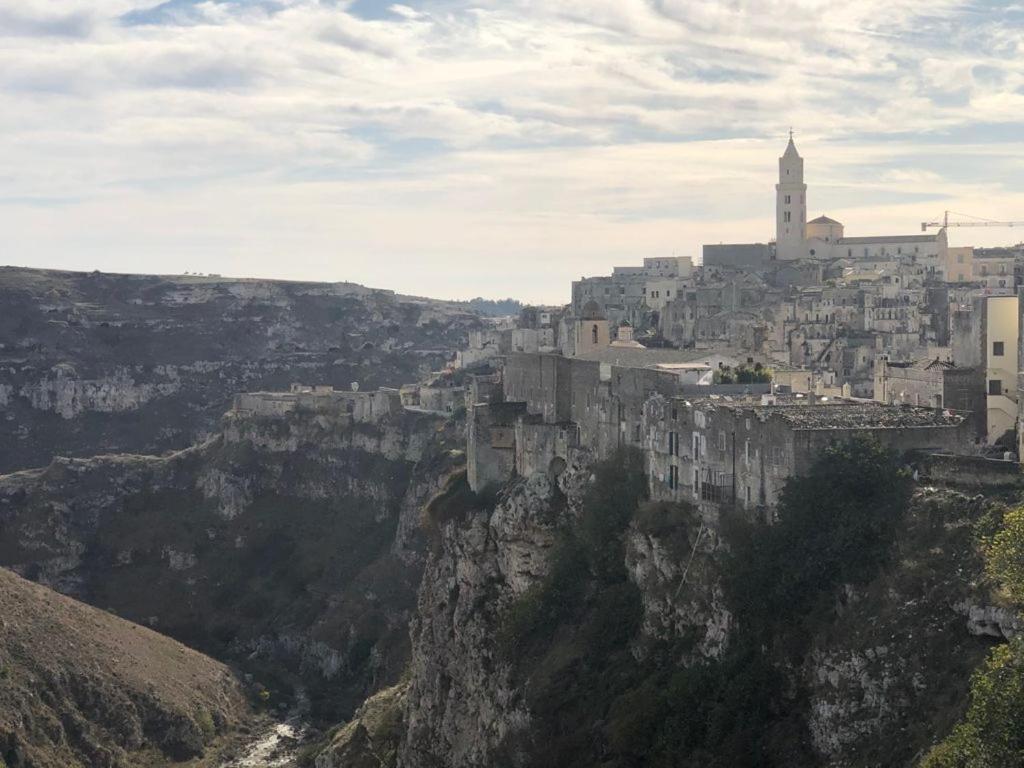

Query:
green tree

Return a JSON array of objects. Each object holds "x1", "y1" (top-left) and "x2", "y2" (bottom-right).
[
  {"x1": 922, "y1": 638, "x2": 1024, "y2": 768},
  {"x1": 987, "y1": 507, "x2": 1024, "y2": 604},
  {"x1": 724, "y1": 438, "x2": 912, "y2": 641}
]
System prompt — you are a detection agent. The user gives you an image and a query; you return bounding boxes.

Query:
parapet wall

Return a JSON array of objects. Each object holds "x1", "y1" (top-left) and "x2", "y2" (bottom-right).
[
  {"x1": 918, "y1": 453, "x2": 1024, "y2": 489},
  {"x1": 232, "y1": 387, "x2": 402, "y2": 424}
]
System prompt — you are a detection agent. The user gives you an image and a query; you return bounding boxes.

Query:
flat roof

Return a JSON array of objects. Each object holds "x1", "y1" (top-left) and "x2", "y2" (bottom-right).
[
  {"x1": 722, "y1": 402, "x2": 966, "y2": 429},
  {"x1": 839, "y1": 235, "x2": 937, "y2": 245}
]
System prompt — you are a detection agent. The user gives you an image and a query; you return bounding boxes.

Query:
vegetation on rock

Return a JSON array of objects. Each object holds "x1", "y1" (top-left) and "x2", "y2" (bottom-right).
[
  {"x1": 497, "y1": 438, "x2": 926, "y2": 767},
  {"x1": 923, "y1": 504, "x2": 1024, "y2": 767}
]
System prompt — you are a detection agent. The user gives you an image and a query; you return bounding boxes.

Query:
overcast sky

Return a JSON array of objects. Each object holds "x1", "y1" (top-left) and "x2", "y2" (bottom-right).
[{"x1": 2, "y1": 0, "x2": 1023, "y2": 303}]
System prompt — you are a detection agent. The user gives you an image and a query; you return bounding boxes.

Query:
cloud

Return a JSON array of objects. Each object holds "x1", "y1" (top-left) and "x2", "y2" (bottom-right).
[{"x1": 0, "y1": 0, "x2": 1022, "y2": 301}]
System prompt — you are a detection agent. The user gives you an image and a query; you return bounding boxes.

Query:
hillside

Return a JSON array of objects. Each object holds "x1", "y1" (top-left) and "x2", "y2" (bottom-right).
[
  {"x1": 0, "y1": 566, "x2": 251, "y2": 768},
  {"x1": 0, "y1": 404, "x2": 466, "y2": 724},
  {"x1": 0, "y1": 266, "x2": 480, "y2": 473}
]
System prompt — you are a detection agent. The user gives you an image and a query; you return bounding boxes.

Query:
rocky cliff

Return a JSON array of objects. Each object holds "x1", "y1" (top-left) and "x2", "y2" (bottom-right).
[
  {"x1": 0, "y1": 566, "x2": 251, "y2": 768},
  {"x1": 384, "y1": 446, "x2": 1014, "y2": 768},
  {"x1": 0, "y1": 266, "x2": 480, "y2": 474},
  {"x1": 0, "y1": 405, "x2": 465, "y2": 725}
]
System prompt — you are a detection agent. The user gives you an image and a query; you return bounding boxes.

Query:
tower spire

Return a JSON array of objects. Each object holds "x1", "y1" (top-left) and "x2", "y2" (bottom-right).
[{"x1": 776, "y1": 131, "x2": 807, "y2": 260}]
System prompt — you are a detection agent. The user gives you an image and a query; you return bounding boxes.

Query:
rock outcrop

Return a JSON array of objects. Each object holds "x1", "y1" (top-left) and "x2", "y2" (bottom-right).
[
  {"x1": 390, "y1": 473, "x2": 1005, "y2": 768},
  {"x1": 0, "y1": 405, "x2": 464, "y2": 723},
  {"x1": 399, "y1": 472, "x2": 563, "y2": 767},
  {"x1": 0, "y1": 266, "x2": 480, "y2": 474}
]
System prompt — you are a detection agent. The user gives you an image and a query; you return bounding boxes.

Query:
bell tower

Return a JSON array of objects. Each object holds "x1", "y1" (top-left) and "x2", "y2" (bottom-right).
[{"x1": 775, "y1": 131, "x2": 807, "y2": 260}]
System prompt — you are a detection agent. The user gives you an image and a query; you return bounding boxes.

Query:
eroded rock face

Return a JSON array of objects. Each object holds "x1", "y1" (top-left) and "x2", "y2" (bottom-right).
[
  {"x1": 0, "y1": 407, "x2": 463, "y2": 722},
  {"x1": 400, "y1": 473, "x2": 561, "y2": 767},
  {"x1": 392, "y1": 479, "x2": 1004, "y2": 768},
  {"x1": 808, "y1": 645, "x2": 913, "y2": 758},
  {"x1": 315, "y1": 681, "x2": 410, "y2": 768},
  {"x1": 626, "y1": 520, "x2": 731, "y2": 660},
  {"x1": 955, "y1": 601, "x2": 1024, "y2": 640},
  {"x1": 0, "y1": 266, "x2": 480, "y2": 473},
  {"x1": 804, "y1": 489, "x2": 997, "y2": 767}
]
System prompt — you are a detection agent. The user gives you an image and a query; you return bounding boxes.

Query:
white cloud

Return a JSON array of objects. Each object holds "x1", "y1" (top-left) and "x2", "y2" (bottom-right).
[{"x1": 0, "y1": 0, "x2": 1022, "y2": 302}]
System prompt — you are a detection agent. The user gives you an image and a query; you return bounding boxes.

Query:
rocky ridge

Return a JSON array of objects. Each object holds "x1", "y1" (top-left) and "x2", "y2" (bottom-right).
[
  {"x1": 0, "y1": 266, "x2": 480, "y2": 474},
  {"x1": 0, "y1": 404, "x2": 465, "y2": 724}
]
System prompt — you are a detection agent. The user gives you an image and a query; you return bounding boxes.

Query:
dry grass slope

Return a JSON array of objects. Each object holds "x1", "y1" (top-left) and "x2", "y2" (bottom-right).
[{"x1": 0, "y1": 567, "x2": 251, "y2": 768}]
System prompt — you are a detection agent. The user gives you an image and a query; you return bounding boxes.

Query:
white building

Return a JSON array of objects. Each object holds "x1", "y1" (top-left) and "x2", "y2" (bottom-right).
[
  {"x1": 775, "y1": 134, "x2": 807, "y2": 261},
  {"x1": 770, "y1": 137, "x2": 948, "y2": 272}
]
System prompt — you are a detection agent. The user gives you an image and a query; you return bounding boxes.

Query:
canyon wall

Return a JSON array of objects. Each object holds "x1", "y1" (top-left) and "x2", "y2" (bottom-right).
[{"x1": 0, "y1": 267, "x2": 479, "y2": 473}]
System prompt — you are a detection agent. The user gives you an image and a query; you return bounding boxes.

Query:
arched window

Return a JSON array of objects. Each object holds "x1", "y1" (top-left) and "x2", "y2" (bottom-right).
[{"x1": 592, "y1": 324, "x2": 599, "y2": 344}]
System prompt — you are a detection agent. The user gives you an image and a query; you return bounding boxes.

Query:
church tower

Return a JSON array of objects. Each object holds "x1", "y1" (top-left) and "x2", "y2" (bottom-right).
[{"x1": 775, "y1": 132, "x2": 807, "y2": 260}]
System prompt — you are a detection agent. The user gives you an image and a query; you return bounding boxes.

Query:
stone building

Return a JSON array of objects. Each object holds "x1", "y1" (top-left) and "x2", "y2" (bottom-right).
[
  {"x1": 644, "y1": 397, "x2": 973, "y2": 518},
  {"x1": 232, "y1": 386, "x2": 402, "y2": 423},
  {"x1": 874, "y1": 357, "x2": 984, "y2": 438},
  {"x1": 776, "y1": 134, "x2": 808, "y2": 261}
]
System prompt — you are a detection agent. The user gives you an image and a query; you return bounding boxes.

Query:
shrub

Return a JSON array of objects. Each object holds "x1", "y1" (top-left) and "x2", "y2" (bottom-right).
[
  {"x1": 986, "y1": 506, "x2": 1024, "y2": 604},
  {"x1": 922, "y1": 638, "x2": 1024, "y2": 768},
  {"x1": 723, "y1": 437, "x2": 912, "y2": 643}
]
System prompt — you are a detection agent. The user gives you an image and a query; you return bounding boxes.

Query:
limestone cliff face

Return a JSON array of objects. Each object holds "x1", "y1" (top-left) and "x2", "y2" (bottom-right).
[
  {"x1": 803, "y1": 488, "x2": 997, "y2": 767},
  {"x1": 399, "y1": 471, "x2": 563, "y2": 767},
  {"x1": 626, "y1": 517, "x2": 731, "y2": 661},
  {"x1": 388, "y1": 473, "x2": 1002, "y2": 768},
  {"x1": 0, "y1": 406, "x2": 463, "y2": 722},
  {"x1": 0, "y1": 266, "x2": 480, "y2": 473}
]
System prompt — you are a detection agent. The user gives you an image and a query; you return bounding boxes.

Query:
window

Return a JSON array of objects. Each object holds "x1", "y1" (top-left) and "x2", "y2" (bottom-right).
[
  {"x1": 784, "y1": 211, "x2": 792, "y2": 223},
  {"x1": 668, "y1": 432, "x2": 676, "y2": 456},
  {"x1": 994, "y1": 341, "x2": 1005, "y2": 357},
  {"x1": 785, "y1": 195, "x2": 791, "y2": 204},
  {"x1": 989, "y1": 379, "x2": 1002, "y2": 396},
  {"x1": 717, "y1": 430, "x2": 726, "y2": 451},
  {"x1": 591, "y1": 324, "x2": 598, "y2": 344},
  {"x1": 669, "y1": 465, "x2": 679, "y2": 491},
  {"x1": 957, "y1": 254, "x2": 964, "y2": 263}
]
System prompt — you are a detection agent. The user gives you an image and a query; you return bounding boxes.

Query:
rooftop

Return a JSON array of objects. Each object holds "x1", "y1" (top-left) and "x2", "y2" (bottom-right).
[
  {"x1": 722, "y1": 402, "x2": 966, "y2": 429},
  {"x1": 838, "y1": 234, "x2": 938, "y2": 245}
]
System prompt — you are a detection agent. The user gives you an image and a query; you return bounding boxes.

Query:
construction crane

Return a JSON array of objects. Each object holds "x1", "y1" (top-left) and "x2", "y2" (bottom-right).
[{"x1": 921, "y1": 210, "x2": 1024, "y2": 232}]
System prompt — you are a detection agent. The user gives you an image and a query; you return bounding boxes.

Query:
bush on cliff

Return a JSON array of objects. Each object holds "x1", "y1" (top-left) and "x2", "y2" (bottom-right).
[
  {"x1": 724, "y1": 438, "x2": 913, "y2": 645},
  {"x1": 923, "y1": 503, "x2": 1024, "y2": 767},
  {"x1": 497, "y1": 437, "x2": 916, "y2": 768}
]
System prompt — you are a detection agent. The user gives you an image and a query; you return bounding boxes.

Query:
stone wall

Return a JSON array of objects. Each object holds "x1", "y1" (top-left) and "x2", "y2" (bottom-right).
[
  {"x1": 514, "y1": 417, "x2": 579, "y2": 480},
  {"x1": 918, "y1": 453, "x2": 1024, "y2": 489},
  {"x1": 467, "y1": 402, "x2": 526, "y2": 492}
]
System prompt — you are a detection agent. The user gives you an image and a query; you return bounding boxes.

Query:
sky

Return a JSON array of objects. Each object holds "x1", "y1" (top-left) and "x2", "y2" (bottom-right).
[{"x1": 1, "y1": 1, "x2": 1023, "y2": 304}]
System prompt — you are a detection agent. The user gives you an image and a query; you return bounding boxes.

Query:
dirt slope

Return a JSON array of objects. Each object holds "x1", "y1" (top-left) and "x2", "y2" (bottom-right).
[{"x1": 0, "y1": 567, "x2": 251, "y2": 768}]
